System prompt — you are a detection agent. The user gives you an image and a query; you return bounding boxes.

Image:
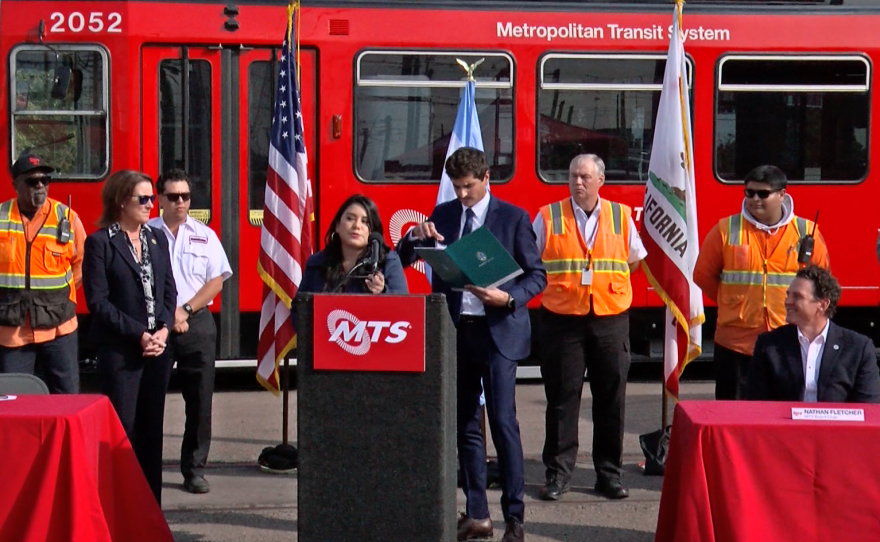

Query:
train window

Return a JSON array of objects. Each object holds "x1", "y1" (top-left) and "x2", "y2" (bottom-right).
[
  {"x1": 715, "y1": 55, "x2": 870, "y2": 183},
  {"x1": 247, "y1": 61, "x2": 275, "y2": 212},
  {"x1": 10, "y1": 46, "x2": 109, "y2": 179},
  {"x1": 355, "y1": 51, "x2": 514, "y2": 183},
  {"x1": 538, "y1": 54, "x2": 692, "y2": 184},
  {"x1": 158, "y1": 58, "x2": 213, "y2": 221}
]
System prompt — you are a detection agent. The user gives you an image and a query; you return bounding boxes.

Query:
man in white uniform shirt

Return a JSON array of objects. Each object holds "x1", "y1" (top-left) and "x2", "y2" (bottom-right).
[
  {"x1": 747, "y1": 265, "x2": 880, "y2": 403},
  {"x1": 149, "y1": 169, "x2": 233, "y2": 494},
  {"x1": 532, "y1": 154, "x2": 647, "y2": 501}
]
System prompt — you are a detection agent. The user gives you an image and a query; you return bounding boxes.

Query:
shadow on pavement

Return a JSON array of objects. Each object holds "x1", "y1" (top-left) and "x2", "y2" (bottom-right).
[
  {"x1": 165, "y1": 509, "x2": 297, "y2": 532},
  {"x1": 528, "y1": 521, "x2": 654, "y2": 542}
]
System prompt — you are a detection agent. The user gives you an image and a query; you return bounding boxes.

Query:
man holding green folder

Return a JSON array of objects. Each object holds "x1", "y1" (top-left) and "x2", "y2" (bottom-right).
[
  {"x1": 397, "y1": 147, "x2": 546, "y2": 542},
  {"x1": 533, "y1": 154, "x2": 646, "y2": 502}
]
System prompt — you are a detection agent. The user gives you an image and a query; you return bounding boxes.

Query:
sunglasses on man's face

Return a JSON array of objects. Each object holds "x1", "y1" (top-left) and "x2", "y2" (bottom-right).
[
  {"x1": 132, "y1": 195, "x2": 157, "y2": 205},
  {"x1": 744, "y1": 188, "x2": 781, "y2": 200},
  {"x1": 24, "y1": 176, "x2": 50, "y2": 188},
  {"x1": 163, "y1": 192, "x2": 191, "y2": 203}
]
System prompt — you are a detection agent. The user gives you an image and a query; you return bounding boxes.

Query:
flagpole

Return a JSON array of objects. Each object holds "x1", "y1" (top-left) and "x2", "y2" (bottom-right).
[
  {"x1": 282, "y1": 354, "x2": 290, "y2": 445},
  {"x1": 256, "y1": 0, "x2": 310, "y2": 474},
  {"x1": 661, "y1": 374, "x2": 668, "y2": 429},
  {"x1": 662, "y1": 308, "x2": 672, "y2": 429}
]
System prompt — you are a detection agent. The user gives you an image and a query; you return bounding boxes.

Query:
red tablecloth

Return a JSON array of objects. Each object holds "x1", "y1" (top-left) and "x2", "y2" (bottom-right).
[
  {"x1": 0, "y1": 395, "x2": 173, "y2": 542},
  {"x1": 656, "y1": 401, "x2": 880, "y2": 542}
]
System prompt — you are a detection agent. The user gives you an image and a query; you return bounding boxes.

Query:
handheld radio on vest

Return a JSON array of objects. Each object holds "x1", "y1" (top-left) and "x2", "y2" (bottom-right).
[
  {"x1": 57, "y1": 195, "x2": 71, "y2": 244},
  {"x1": 797, "y1": 210, "x2": 819, "y2": 265}
]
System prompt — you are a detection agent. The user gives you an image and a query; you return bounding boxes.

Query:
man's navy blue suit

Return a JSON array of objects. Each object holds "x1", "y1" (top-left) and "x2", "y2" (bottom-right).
[{"x1": 397, "y1": 196, "x2": 546, "y2": 524}]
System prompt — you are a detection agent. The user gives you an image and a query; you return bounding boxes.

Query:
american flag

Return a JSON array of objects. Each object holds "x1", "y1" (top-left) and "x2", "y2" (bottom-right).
[{"x1": 256, "y1": 7, "x2": 314, "y2": 393}]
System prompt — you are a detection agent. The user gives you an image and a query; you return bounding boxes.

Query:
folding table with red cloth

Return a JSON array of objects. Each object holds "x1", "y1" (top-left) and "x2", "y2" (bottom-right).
[
  {"x1": 656, "y1": 400, "x2": 880, "y2": 542},
  {"x1": 0, "y1": 395, "x2": 173, "y2": 542}
]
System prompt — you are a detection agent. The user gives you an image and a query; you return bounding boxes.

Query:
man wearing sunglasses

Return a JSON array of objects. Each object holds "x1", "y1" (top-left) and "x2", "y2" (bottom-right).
[
  {"x1": 0, "y1": 153, "x2": 86, "y2": 393},
  {"x1": 694, "y1": 165, "x2": 830, "y2": 400},
  {"x1": 148, "y1": 168, "x2": 232, "y2": 495}
]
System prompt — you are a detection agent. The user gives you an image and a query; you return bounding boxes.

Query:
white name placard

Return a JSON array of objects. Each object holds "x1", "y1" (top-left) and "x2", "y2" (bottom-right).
[{"x1": 791, "y1": 407, "x2": 864, "y2": 422}]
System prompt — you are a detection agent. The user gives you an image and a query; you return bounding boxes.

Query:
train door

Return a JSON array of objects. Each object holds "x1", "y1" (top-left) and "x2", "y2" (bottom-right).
[{"x1": 141, "y1": 45, "x2": 317, "y2": 360}]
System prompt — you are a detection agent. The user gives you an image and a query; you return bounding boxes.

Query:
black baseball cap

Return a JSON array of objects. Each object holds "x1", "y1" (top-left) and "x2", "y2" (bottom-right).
[{"x1": 11, "y1": 153, "x2": 54, "y2": 180}]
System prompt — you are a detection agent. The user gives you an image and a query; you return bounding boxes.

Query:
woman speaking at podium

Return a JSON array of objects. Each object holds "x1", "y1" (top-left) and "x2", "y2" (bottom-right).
[{"x1": 299, "y1": 194, "x2": 408, "y2": 296}]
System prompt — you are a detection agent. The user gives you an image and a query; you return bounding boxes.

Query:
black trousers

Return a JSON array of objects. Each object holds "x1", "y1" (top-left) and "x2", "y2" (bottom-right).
[
  {"x1": 714, "y1": 343, "x2": 752, "y2": 400},
  {"x1": 170, "y1": 310, "x2": 217, "y2": 479},
  {"x1": 0, "y1": 330, "x2": 79, "y2": 394},
  {"x1": 98, "y1": 342, "x2": 173, "y2": 505},
  {"x1": 539, "y1": 308, "x2": 630, "y2": 483}
]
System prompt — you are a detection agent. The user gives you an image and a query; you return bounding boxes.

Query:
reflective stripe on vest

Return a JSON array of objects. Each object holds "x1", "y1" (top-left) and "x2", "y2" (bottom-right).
[
  {"x1": 728, "y1": 213, "x2": 743, "y2": 246},
  {"x1": 610, "y1": 201, "x2": 622, "y2": 235},
  {"x1": 794, "y1": 216, "x2": 807, "y2": 238},
  {"x1": 593, "y1": 259, "x2": 629, "y2": 273},
  {"x1": 0, "y1": 201, "x2": 68, "y2": 240},
  {"x1": 0, "y1": 269, "x2": 74, "y2": 289},
  {"x1": 544, "y1": 259, "x2": 591, "y2": 274},
  {"x1": 549, "y1": 201, "x2": 565, "y2": 235}
]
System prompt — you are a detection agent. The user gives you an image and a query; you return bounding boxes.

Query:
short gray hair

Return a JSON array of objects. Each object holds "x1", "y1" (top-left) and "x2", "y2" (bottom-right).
[{"x1": 570, "y1": 154, "x2": 605, "y2": 177}]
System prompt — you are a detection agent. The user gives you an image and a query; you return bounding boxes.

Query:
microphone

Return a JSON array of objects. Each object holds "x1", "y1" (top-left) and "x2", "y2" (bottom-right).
[{"x1": 367, "y1": 232, "x2": 384, "y2": 274}]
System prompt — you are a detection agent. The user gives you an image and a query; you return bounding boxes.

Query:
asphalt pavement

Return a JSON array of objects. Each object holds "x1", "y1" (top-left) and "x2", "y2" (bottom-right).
[{"x1": 159, "y1": 379, "x2": 715, "y2": 541}]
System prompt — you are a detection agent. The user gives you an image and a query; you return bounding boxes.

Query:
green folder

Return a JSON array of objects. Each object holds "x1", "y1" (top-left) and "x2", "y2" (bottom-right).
[{"x1": 415, "y1": 226, "x2": 523, "y2": 290}]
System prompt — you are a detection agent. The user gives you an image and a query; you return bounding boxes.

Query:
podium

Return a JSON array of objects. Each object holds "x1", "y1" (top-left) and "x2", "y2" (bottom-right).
[{"x1": 297, "y1": 293, "x2": 457, "y2": 542}]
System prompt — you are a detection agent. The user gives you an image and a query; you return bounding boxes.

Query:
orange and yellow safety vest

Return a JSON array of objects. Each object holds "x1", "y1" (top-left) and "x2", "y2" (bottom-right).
[
  {"x1": 0, "y1": 198, "x2": 77, "y2": 328},
  {"x1": 539, "y1": 198, "x2": 632, "y2": 316},
  {"x1": 717, "y1": 214, "x2": 820, "y2": 335}
]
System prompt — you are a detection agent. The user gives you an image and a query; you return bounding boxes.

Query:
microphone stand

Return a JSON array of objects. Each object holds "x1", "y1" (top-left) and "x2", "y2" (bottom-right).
[{"x1": 330, "y1": 260, "x2": 369, "y2": 293}]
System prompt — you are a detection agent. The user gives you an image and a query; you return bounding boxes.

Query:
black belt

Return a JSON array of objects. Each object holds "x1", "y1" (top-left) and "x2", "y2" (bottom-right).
[{"x1": 459, "y1": 314, "x2": 487, "y2": 325}]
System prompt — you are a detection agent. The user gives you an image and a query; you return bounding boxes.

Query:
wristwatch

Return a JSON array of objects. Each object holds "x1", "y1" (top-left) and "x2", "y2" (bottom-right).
[
  {"x1": 183, "y1": 303, "x2": 194, "y2": 318},
  {"x1": 506, "y1": 294, "x2": 515, "y2": 310}
]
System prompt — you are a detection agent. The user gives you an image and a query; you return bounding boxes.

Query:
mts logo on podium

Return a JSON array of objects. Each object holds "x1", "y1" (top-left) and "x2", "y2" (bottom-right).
[{"x1": 313, "y1": 295, "x2": 426, "y2": 372}]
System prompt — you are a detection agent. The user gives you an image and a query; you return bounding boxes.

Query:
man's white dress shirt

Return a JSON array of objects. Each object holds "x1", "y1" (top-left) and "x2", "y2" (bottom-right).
[
  {"x1": 797, "y1": 320, "x2": 830, "y2": 403},
  {"x1": 148, "y1": 215, "x2": 232, "y2": 306}
]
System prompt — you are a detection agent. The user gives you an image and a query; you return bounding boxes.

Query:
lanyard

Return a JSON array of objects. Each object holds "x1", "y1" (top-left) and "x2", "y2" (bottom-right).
[{"x1": 579, "y1": 205, "x2": 600, "y2": 270}]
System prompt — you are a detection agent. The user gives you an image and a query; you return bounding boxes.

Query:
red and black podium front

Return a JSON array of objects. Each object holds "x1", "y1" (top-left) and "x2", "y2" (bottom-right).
[{"x1": 297, "y1": 293, "x2": 457, "y2": 542}]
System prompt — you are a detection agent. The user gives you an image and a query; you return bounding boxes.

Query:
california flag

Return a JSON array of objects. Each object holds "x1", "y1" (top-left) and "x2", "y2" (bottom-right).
[{"x1": 641, "y1": 1, "x2": 705, "y2": 399}]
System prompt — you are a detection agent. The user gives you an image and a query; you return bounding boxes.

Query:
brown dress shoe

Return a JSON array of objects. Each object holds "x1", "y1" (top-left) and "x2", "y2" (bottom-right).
[
  {"x1": 457, "y1": 514, "x2": 493, "y2": 541},
  {"x1": 502, "y1": 518, "x2": 524, "y2": 542}
]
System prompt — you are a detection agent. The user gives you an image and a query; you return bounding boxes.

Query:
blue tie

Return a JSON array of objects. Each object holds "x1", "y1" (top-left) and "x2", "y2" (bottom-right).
[{"x1": 462, "y1": 208, "x2": 475, "y2": 237}]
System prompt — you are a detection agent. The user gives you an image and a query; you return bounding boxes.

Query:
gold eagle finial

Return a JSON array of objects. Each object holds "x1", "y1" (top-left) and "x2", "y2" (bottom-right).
[{"x1": 455, "y1": 58, "x2": 485, "y2": 82}]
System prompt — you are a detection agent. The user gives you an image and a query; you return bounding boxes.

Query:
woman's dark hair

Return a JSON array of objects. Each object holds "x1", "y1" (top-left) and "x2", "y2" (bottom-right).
[
  {"x1": 321, "y1": 194, "x2": 388, "y2": 291},
  {"x1": 98, "y1": 170, "x2": 153, "y2": 228}
]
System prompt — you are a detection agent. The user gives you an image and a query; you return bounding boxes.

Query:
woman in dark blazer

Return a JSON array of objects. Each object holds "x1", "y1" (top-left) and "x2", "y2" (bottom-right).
[
  {"x1": 82, "y1": 170, "x2": 177, "y2": 505},
  {"x1": 298, "y1": 194, "x2": 408, "y2": 296}
]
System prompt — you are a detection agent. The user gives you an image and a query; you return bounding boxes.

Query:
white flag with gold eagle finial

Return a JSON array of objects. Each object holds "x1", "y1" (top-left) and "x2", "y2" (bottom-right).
[{"x1": 640, "y1": 0, "x2": 704, "y2": 399}]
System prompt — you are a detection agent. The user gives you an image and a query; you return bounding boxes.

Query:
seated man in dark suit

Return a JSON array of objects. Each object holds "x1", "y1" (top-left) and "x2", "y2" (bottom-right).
[
  {"x1": 397, "y1": 147, "x2": 546, "y2": 542},
  {"x1": 746, "y1": 265, "x2": 880, "y2": 403}
]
